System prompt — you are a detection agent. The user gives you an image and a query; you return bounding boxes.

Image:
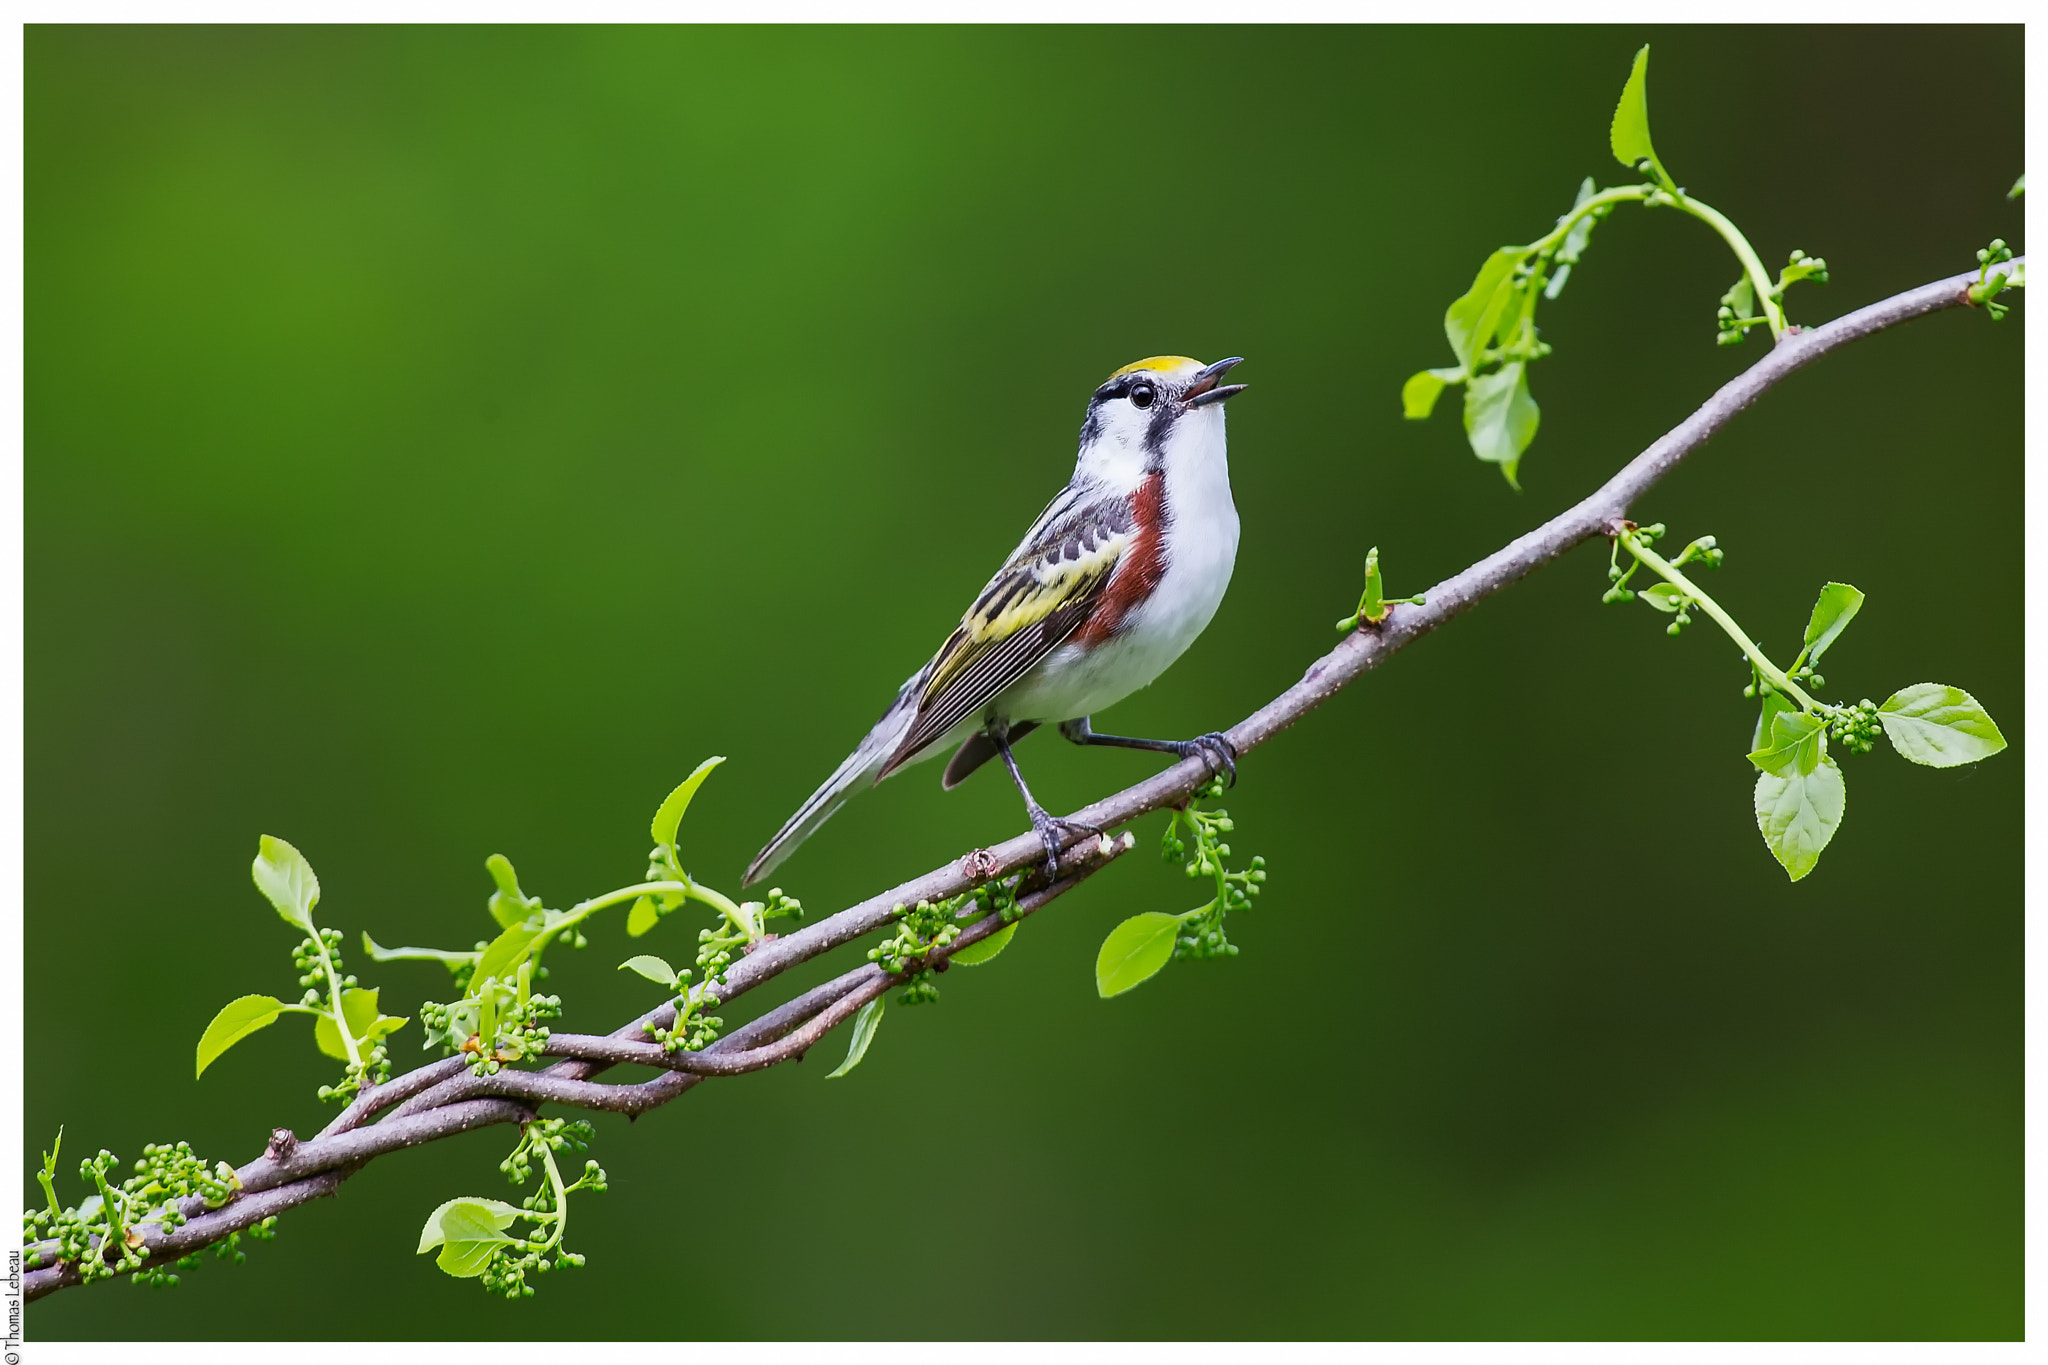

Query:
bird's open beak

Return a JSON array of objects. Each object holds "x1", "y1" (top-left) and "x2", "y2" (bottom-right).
[{"x1": 1186, "y1": 356, "x2": 1247, "y2": 408}]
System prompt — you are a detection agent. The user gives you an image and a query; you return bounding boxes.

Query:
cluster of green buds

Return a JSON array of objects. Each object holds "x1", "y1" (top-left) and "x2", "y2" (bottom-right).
[
  {"x1": 963, "y1": 873, "x2": 1021, "y2": 927},
  {"x1": 480, "y1": 1120, "x2": 607, "y2": 1300},
  {"x1": 869, "y1": 896, "x2": 964, "y2": 1004},
  {"x1": 134, "y1": 1219, "x2": 277, "y2": 1289},
  {"x1": 1716, "y1": 249, "x2": 1826, "y2": 346},
  {"x1": 1602, "y1": 522, "x2": 1662, "y2": 603},
  {"x1": 1825, "y1": 698, "x2": 1885, "y2": 755},
  {"x1": 618, "y1": 889, "x2": 768, "y2": 1054},
  {"x1": 23, "y1": 1132, "x2": 273, "y2": 1288},
  {"x1": 500, "y1": 1118, "x2": 593, "y2": 1184},
  {"x1": 318, "y1": 1045, "x2": 392, "y2": 1105},
  {"x1": 695, "y1": 923, "x2": 738, "y2": 986},
  {"x1": 1776, "y1": 248, "x2": 1829, "y2": 298},
  {"x1": 1787, "y1": 659, "x2": 1827, "y2": 692},
  {"x1": 1971, "y1": 239, "x2": 2019, "y2": 320},
  {"x1": 1716, "y1": 279, "x2": 1767, "y2": 347},
  {"x1": 1742, "y1": 657, "x2": 1786, "y2": 701},
  {"x1": 643, "y1": 981, "x2": 723, "y2": 1053},
  {"x1": 24, "y1": 1145, "x2": 128, "y2": 1280},
  {"x1": 759, "y1": 886, "x2": 805, "y2": 927},
  {"x1": 289, "y1": 927, "x2": 395, "y2": 1103},
  {"x1": 1605, "y1": 526, "x2": 1723, "y2": 634},
  {"x1": 293, "y1": 928, "x2": 357, "y2": 1007},
  {"x1": 1162, "y1": 784, "x2": 1268, "y2": 963},
  {"x1": 421, "y1": 961, "x2": 563, "y2": 1075},
  {"x1": 123, "y1": 1142, "x2": 238, "y2": 1222},
  {"x1": 666, "y1": 914, "x2": 748, "y2": 1045}
]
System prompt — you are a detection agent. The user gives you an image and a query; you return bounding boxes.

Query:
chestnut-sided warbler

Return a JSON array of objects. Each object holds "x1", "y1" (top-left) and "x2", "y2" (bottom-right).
[{"x1": 743, "y1": 355, "x2": 1248, "y2": 887}]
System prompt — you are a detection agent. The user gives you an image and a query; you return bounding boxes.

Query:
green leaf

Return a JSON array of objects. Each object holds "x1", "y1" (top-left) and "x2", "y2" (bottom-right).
[
  {"x1": 1877, "y1": 684, "x2": 2008, "y2": 768},
  {"x1": 361, "y1": 933, "x2": 480, "y2": 970},
  {"x1": 485, "y1": 854, "x2": 539, "y2": 930},
  {"x1": 195, "y1": 994, "x2": 284, "y2": 1078},
  {"x1": 1402, "y1": 367, "x2": 1462, "y2": 420},
  {"x1": 417, "y1": 1197, "x2": 524, "y2": 1278},
  {"x1": 826, "y1": 997, "x2": 885, "y2": 1078},
  {"x1": 1721, "y1": 275, "x2": 1755, "y2": 320},
  {"x1": 485, "y1": 853, "x2": 521, "y2": 900},
  {"x1": 251, "y1": 836, "x2": 319, "y2": 932},
  {"x1": 473, "y1": 919, "x2": 547, "y2": 992},
  {"x1": 651, "y1": 756, "x2": 727, "y2": 848},
  {"x1": 1752, "y1": 691, "x2": 1796, "y2": 754},
  {"x1": 1444, "y1": 248, "x2": 1529, "y2": 372},
  {"x1": 314, "y1": 987, "x2": 397, "y2": 1061},
  {"x1": 626, "y1": 895, "x2": 660, "y2": 938},
  {"x1": 949, "y1": 921, "x2": 1017, "y2": 966},
  {"x1": 1780, "y1": 256, "x2": 1828, "y2": 289},
  {"x1": 1749, "y1": 711, "x2": 1825, "y2": 777},
  {"x1": 1754, "y1": 755, "x2": 1846, "y2": 882},
  {"x1": 1609, "y1": 45, "x2": 1664, "y2": 183},
  {"x1": 1463, "y1": 361, "x2": 1540, "y2": 485},
  {"x1": 1095, "y1": 912, "x2": 1184, "y2": 999},
  {"x1": 1492, "y1": 274, "x2": 1532, "y2": 348},
  {"x1": 618, "y1": 954, "x2": 677, "y2": 986},
  {"x1": 1801, "y1": 583, "x2": 1864, "y2": 667},
  {"x1": 436, "y1": 1236, "x2": 508, "y2": 1279},
  {"x1": 1639, "y1": 582, "x2": 1688, "y2": 613}
]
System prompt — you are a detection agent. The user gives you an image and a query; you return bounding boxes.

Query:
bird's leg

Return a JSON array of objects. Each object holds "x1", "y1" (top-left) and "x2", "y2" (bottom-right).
[
  {"x1": 991, "y1": 721, "x2": 1103, "y2": 883},
  {"x1": 1058, "y1": 716, "x2": 1238, "y2": 788}
]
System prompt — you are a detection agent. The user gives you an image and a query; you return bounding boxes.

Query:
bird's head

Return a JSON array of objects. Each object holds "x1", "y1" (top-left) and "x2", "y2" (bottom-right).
[{"x1": 1077, "y1": 356, "x2": 1246, "y2": 470}]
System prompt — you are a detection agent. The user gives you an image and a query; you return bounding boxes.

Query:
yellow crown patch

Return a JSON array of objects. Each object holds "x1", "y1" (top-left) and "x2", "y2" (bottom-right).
[{"x1": 1111, "y1": 355, "x2": 1203, "y2": 379}]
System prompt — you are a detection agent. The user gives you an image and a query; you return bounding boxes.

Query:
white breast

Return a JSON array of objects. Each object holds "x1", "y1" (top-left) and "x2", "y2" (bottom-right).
[
  {"x1": 1000, "y1": 407, "x2": 1238, "y2": 722},
  {"x1": 1119, "y1": 409, "x2": 1239, "y2": 676}
]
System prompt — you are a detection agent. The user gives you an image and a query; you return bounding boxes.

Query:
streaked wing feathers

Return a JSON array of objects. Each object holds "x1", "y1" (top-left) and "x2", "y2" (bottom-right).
[{"x1": 880, "y1": 492, "x2": 1133, "y2": 775}]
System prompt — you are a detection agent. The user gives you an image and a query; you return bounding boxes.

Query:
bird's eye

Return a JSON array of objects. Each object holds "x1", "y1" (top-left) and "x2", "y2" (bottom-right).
[{"x1": 1129, "y1": 382, "x2": 1156, "y2": 409}]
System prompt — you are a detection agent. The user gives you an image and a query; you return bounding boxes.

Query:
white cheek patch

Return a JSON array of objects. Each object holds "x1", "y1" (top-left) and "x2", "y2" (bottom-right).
[{"x1": 1076, "y1": 402, "x2": 1154, "y2": 495}]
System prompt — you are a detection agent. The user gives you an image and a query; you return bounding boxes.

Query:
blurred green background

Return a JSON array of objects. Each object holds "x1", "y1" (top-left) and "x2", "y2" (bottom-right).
[{"x1": 26, "y1": 24, "x2": 2022, "y2": 1341}]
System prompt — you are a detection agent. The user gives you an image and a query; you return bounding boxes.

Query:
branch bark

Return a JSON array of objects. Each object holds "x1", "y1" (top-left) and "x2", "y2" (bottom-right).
[{"x1": 23, "y1": 262, "x2": 2012, "y2": 1303}]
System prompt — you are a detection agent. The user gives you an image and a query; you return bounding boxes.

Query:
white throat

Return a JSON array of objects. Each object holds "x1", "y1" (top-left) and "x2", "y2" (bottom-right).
[{"x1": 1073, "y1": 399, "x2": 1231, "y2": 499}]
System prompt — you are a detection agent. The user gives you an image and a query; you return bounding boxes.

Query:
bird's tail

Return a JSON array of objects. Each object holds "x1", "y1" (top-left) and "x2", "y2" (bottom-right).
[{"x1": 742, "y1": 670, "x2": 925, "y2": 888}]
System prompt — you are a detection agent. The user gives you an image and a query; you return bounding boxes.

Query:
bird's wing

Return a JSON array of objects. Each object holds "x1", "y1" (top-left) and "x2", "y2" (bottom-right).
[{"x1": 878, "y1": 489, "x2": 1133, "y2": 778}]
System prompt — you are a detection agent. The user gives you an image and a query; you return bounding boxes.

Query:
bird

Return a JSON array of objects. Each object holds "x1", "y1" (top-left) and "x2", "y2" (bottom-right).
[{"x1": 742, "y1": 355, "x2": 1249, "y2": 889}]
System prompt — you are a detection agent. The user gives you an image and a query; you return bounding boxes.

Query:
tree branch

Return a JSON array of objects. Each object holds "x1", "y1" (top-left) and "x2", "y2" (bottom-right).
[{"x1": 24, "y1": 261, "x2": 2009, "y2": 1303}]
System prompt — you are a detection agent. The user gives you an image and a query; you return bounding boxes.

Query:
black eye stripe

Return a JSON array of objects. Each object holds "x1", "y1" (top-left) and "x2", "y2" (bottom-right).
[{"x1": 1090, "y1": 375, "x2": 1163, "y2": 407}]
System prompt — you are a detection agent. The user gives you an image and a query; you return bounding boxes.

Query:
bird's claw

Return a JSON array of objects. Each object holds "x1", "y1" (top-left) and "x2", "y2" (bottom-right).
[
  {"x1": 1179, "y1": 732, "x2": 1238, "y2": 788},
  {"x1": 1029, "y1": 814, "x2": 1104, "y2": 884}
]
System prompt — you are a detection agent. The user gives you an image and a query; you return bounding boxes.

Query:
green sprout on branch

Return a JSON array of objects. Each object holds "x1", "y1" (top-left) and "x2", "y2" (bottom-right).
[
  {"x1": 1403, "y1": 45, "x2": 1837, "y2": 486},
  {"x1": 1968, "y1": 238, "x2": 2024, "y2": 320},
  {"x1": 1336, "y1": 546, "x2": 1426, "y2": 632},
  {"x1": 1605, "y1": 522, "x2": 2007, "y2": 880}
]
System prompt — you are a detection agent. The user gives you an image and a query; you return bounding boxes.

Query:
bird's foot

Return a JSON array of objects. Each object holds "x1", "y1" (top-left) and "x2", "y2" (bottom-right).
[
  {"x1": 1027, "y1": 810, "x2": 1105, "y2": 884},
  {"x1": 1175, "y1": 732, "x2": 1238, "y2": 788}
]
